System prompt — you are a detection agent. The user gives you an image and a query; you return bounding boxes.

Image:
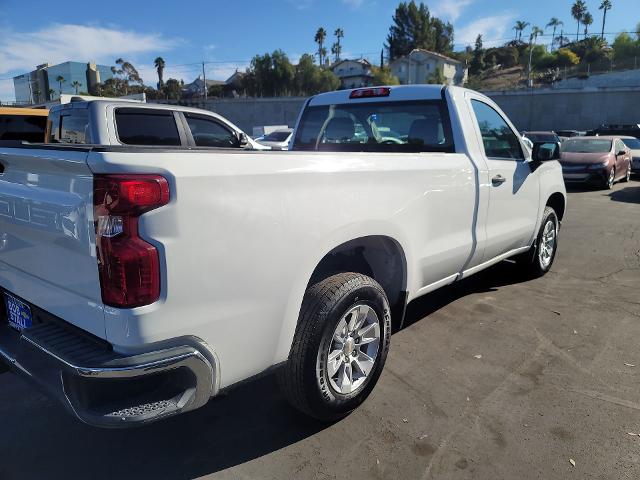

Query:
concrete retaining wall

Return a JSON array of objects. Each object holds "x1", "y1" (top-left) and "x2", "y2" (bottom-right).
[
  {"x1": 155, "y1": 86, "x2": 640, "y2": 134},
  {"x1": 155, "y1": 97, "x2": 307, "y2": 134},
  {"x1": 487, "y1": 87, "x2": 640, "y2": 131}
]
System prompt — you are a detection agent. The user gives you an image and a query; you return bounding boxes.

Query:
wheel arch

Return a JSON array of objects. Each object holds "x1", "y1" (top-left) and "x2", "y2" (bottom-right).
[
  {"x1": 546, "y1": 191, "x2": 566, "y2": 221},
  {"x1": 306, "y1": 235, "x2": 408, "y2": 331},
  {"x1": 274, "y1": 234, "x2": 409, "y2": 365}
]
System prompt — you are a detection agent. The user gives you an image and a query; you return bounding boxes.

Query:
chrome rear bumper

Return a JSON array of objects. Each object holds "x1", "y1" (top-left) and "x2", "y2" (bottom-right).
[{"x1": 0, "y1": 317, "x2": 219, "y2": 428}]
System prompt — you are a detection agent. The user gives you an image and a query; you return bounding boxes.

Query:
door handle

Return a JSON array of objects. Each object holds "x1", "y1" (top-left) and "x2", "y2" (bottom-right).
[{"x1": 492, "y1": 175, "x2": 507, "y2": 185}]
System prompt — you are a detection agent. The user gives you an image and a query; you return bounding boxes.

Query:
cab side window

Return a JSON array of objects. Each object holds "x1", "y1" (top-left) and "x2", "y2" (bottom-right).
[
  {"x1": 184, "y1": 114, "x2": 239, "y2": 148},
  {"x1": 471, "y1": 100, "x2": 524, "y2": 160}
]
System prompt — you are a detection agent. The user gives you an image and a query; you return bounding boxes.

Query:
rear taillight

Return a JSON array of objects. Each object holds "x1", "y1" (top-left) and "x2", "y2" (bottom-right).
[{"x1": 93, "y1": 175, "x2": 170, "y2": 308}]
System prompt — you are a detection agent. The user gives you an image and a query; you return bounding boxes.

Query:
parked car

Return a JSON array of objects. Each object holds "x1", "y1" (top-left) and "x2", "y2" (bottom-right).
[
  {"x1": 620, "y1": 136, "x2": 640, "y2": 176},
  {"x1": 560, "y1": 136, "x2": 632, "y2": 188},
  {"x1": 0, "y1": 107, "x2": 48, "y2": 142},
  {"x1": 255, "y1": 128, "x2": 293, "y2": 150},
  {"x1": 523, "y1": 131, "x2": 561, "y2": 155},
  {"x1": 556, "y1": 129, "x2": 582, "y2": 138},
  {"x1": 45, "y1": 100, "x2": 269, "y2": 150},
  {"x1": 0, "y1": 85, "x2": 566, "y2": 427},
  {"x1": 591, "y1": 123, "x2": 640, "y2": 139}
]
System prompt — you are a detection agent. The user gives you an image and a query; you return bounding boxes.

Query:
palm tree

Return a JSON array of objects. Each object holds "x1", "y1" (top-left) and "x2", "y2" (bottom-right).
[
  {"x1": 513, "y1": 21, "x2": 530, "y2": 42},
  {"x1": 314, "y1": 27, "x2": 327, "y2": 66},
  {"x1": 47, "y1": 88, "x2": 55, "y2": 100},
  {"x1": 33, "y1": 87, "x2": 41, "y2": 103},
  {"x1": 571, "y1": 0, "x2": 587, "y2": 41},
  {"x1": 546, "y1": 18, "x2": 564, "y2": 49},
  {"x1": 55, "y1": 75, "x2": 65, "y2": 95},
  {"x1": 599, "y1": 0, "x2": 612, "y2": 39},
  {"x1": 582, "y1": 12, "x2": 593, "y2": 37},
  {"x1": 527, "y1": 26, "x2": 544, "y2": 82},
  {"x1": 154, "y1": 57, "x2": 166, "y2": 89},
  {"x1": 71, "y1": 80, "x2": 82, "y2": 94},
  {"x1": 333, "y1": 28, "x2": 344, "y2": 63},
  {"x1": 319, "y1": 47, "x2": 328, "y2": 67}
]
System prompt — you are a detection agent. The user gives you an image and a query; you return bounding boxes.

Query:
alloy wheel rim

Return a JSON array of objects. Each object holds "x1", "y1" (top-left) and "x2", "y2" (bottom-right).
[
  {"x1": 608, "y1": 168, "x2": 615, "y2": 188},
  {"x1": 538, "y1": 219, "x2": 556, "y2": 268},
  {"x1": 325, "y1": 304, "x2": 381, "y2": 395},
  {"x1": 627, "y1": 165, "x2": 631, "y2": 181}
]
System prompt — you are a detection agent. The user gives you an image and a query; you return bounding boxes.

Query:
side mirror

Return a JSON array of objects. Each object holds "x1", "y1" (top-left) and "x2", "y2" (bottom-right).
[
  {"x1": 617, "y1": 149, "x2": 626, "y2": 156},
  {"x1": 532, "y1": 142, "x2": 560, "y2": 162},
  {"x1": 238, "y1": 132, "x2": 249, "y2": 147}
]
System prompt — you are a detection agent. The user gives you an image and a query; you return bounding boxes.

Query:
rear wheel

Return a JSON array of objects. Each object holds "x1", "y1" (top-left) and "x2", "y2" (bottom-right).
[
  {"x1": 623, "y1": 163, "x2": 632, "y2": 182},
  {"x1": 277, "y1": 273, "x2": 391, "y2": 421},
  {"x1": 605, "y1": 167, "x2": 616, "y2": 189},
  {"x1": 515, "y1": 206, "x2": 559, "y2": 279}
]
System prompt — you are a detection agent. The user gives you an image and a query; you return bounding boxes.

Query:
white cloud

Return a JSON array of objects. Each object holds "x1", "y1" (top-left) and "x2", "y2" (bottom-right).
[
  {"x1": 432, "y1": 0, "x2": 474, "y2": 22},
  {"x1": 0, "y1": 23, "x2": 181, "y2": 75},
  {"x1": 455, "y1": 13, "x2": 514, "y2": 47}
]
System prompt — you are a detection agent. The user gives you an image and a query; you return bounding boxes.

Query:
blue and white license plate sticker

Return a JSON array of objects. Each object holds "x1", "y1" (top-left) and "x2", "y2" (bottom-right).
[{"x1": 4, "y1": 294, "x2": 32, "y2": 331}]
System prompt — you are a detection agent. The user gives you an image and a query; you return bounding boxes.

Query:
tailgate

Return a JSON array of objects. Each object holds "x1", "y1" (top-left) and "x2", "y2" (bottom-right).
[{"x1": 0, "y1": 146, "x2": 105, "y2": 339}]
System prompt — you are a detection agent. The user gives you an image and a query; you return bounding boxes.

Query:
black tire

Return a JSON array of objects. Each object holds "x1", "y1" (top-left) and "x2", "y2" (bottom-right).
[
  {"x1": 623, "y1": 164, "x2": 631, "y2": 182},
  {"x1": 514, "y1": 206, "x2": 559, "y2": 279},
  {"x1": 604, "y1": 167, "x2": 615, "y2": 189},
  {"x1": 277, "y1": 272, "x2": 391, "y2": 421}
]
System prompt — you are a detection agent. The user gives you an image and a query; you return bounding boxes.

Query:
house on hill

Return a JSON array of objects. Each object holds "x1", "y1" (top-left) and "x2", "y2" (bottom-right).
[
  {"x1": 390, "y1": 49, "x2": 467, "y2": 86},
  {"x1": 330, "y1": 59, "x2": 374, "y2": 89}
]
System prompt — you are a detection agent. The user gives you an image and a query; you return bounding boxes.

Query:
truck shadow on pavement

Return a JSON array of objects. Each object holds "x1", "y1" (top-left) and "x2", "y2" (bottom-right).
[
  {"x1": 608, "y1": 185, "x2": 640, "y2": 204},
  {"x1": 0, "y1": 262, "x2": 526, "y2": 480}
]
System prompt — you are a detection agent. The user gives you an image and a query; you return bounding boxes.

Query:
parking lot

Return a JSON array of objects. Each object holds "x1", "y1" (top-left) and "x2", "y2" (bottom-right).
[{"x1": 0, "y1": 180, "x2": 639, "y2": 480}]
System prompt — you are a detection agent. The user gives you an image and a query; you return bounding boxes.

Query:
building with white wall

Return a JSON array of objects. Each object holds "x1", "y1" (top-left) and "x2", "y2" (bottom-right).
[
  {"x1": 330, "y1": 59, "x2": 374, "y2": 88},
  {"x1": 390, "y1": 49, "x2": 467, "y2": 86}
]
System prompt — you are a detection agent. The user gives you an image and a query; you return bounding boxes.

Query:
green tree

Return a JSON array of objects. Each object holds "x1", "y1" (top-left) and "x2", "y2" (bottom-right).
[
  {"x1": 315, "y1": 28, "x2": 327, "y2": 66},
  {"x1": 469, "y1": 34, "x2": 485, "y2": 75},
  {"x1": 55, "y1": 75, "x2": 65, "y2": 95},
  {"x1": 385, "y1": 1, "x2": 454, "y2": 60},
  {"x1": 47, "y1": 88, "x2": 55, "y2": 100},
  {"x1": 582, "y1": 12, "x2": 593, "y2": 37},
  {"x1": 163, "y1": 78, "x2": 183, "y2": 99},
  {"x1": 546, "y1": 18, "x2": 563, "y2": 49},
  {"x1": 154, "y1": 57, "x2": 166, "y2": 89},
  {"x1": 33, "y1": 87, "x2": 41, "y2": 103},
  {"x1": 370, "y1": 66, "x2": 400, "y2": 86},
  {"x1": 71, "y1": 80, "x2": 82, "y2": 94},
  {"x1": 271, "y1": 49, "x2": 295, "y2": 95},
  {"x1": 513, "y1": 21, "x2": 530, "y2": 42},
  {"x1": 612, "y1": 32, "x2": 640, "y2": 61},
  {"x1": 292, "y1": 54, "x2": 340, "y2": 95},
  {"x1": 426, "y1": 66, "x2": 446, "y2": 84},
  {"x1": 571, "y1": 0, "x2": 587, "y2": 41},
  {"x1": 243, "y1": 50, "x2": 295, "y2": 97}
]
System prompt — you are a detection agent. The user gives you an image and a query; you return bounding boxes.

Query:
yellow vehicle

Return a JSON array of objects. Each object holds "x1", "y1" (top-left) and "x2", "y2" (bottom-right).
[{"x1": 0, "y1": 107, "x2": 49, "y2": 142}]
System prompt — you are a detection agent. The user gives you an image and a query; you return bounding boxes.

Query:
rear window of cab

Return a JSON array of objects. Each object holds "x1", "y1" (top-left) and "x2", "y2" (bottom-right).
[{"x1": 292, "y1": 100, "x2": 454, "y2": 153}]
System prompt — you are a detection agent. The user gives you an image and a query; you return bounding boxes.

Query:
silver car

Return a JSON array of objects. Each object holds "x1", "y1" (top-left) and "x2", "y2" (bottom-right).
[{"x1": 620, "y1": 136, "x2": 640, "y2": 175}]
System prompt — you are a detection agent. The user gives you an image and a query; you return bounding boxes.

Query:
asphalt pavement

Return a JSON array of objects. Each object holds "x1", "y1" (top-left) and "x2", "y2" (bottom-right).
[{"x1": 1, "y1": 180, "x2": 639, "y2": 480}]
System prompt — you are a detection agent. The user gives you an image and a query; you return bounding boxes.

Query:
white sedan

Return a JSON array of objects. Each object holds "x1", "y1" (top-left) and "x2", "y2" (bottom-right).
[{"x1": 255, "y1": 129, "x2": 293, "y2": 150}]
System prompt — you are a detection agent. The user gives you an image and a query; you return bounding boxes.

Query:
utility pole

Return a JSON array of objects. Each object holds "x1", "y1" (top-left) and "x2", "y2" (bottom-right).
[{"x1": 202, "y1": 61, "x2": 207, "y2": 101}]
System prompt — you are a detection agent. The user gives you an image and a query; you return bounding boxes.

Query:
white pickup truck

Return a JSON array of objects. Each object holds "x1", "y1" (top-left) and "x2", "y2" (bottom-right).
[{"x1": 0, "y1": 85, "x2": 566, "y2": 427}]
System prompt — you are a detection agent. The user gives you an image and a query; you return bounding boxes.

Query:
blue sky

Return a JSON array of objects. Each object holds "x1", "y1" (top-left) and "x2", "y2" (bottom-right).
[{"x1": 1, "y1": 0, "x2": 639, "y2": 100}]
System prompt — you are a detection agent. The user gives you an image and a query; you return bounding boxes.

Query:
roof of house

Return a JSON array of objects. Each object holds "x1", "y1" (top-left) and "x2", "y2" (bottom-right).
[
  {"x1": 390, "y1": 49, "x2": 462, "y2": 65},
  {"x1": 330, "y1": 58, "x2": 372, "y2": 70},
  {"x1": 184, "y1": 77, "x2": 225, "y2": 88}
]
